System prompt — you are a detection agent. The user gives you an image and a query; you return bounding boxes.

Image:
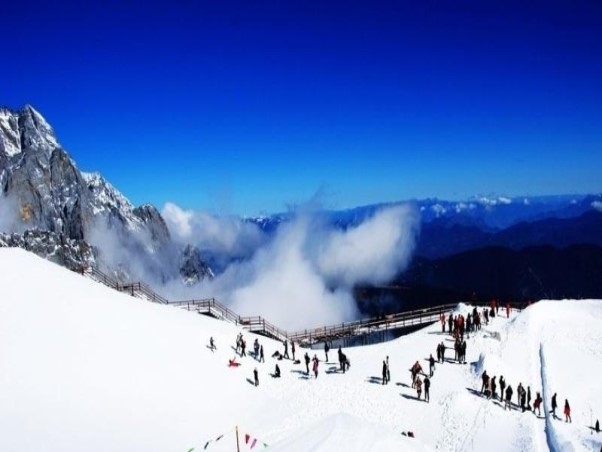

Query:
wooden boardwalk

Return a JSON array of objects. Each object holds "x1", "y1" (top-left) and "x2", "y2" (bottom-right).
[{"x1": 84, "y1": 267, "x2": 525, "y2": 346}]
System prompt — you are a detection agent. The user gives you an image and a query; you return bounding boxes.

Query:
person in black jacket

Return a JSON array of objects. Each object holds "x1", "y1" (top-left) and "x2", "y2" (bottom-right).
[
  {"x1": 382, "y1": 360, "x2": 388, "y2": 385},
  {"x1": 490, "y1": 376, "x2": 497, "y2": 400},
  {"x1": 505, "y1": 385, "x2": 513, "y2": 410},
  {"x1": 481, "y1": 371, "x2": 489, "y2": 394},
  {"x1": 304, "y1": 352, "x2": 310, "y2": 375},
  {"x1": 424, "y1": 376, "x2": 431, "y2": 402},
  {"x1": 499, "y1": 376, "x2": 506, "y2": 401},
  {"x1": 551, "y1": 393, "x2": 558, "y2": 418},
  {"x1": 429, "y1": 354, "x2": 435, "y2": 377}
]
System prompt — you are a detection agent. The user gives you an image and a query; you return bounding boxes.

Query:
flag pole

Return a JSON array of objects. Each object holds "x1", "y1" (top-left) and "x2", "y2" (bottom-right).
[{"x1": 236, "y1": 426, "x2": 240, "y2": 452}]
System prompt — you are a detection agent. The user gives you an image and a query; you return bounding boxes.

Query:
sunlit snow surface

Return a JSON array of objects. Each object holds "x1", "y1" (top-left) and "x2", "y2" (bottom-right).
[{"x1": 0, "y1": 247, "x2": 601, "y2": 452}]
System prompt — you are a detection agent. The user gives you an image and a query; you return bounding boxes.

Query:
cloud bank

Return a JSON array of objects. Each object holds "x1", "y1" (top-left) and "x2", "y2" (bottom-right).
[
  {"x1": 162, "y1": 203, "x2": 421, "y2": 331},
  {"x1": 162, "y1": 202, "x2": 267, "y2": 265}
]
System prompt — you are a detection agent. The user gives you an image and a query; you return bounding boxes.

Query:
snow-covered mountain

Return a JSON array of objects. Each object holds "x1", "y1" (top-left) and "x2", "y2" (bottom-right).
[
  {"x1": 0, "y1": 105, "x2": 212, "y2": 284},
  {"x1": 1, "y1": 248, "x2": 600, "y2": 452}
]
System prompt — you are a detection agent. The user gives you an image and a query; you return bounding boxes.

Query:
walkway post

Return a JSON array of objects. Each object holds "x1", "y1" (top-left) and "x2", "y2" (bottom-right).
[{"x1": 236, "y1": 425, "x2": 240, "y2": 452}]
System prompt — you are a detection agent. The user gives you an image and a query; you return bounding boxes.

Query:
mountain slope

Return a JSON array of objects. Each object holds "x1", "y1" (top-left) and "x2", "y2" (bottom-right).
[{"x1": 1, "y1": 248, "x2": 600, "y2": 452}]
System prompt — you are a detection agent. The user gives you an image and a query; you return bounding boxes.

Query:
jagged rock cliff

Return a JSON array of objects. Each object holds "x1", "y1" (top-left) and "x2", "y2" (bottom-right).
[{"x1": 0, "y1": 105, "x2": 212, "y2": 286}]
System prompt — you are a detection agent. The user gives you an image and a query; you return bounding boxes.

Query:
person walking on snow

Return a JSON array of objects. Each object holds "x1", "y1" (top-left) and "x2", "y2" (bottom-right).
[
  {"x1": 520, "y1": 388, "x2": 527, "y2": 413},
  {"x1": 527, "y1": 386, "x2": 532, "y2": 410},
  {"x1": 499, "y1": 376, "x2": 506, "y2": 401},
  {"x1": 324, "y1": 342, "x2": 330, "y2": 362},
  {"x1": 564, "y1": 400, "x2": 571, "y2": 423},
  {"x1": 253, "y1": 368, "x2": 259, "y2": 387},
  {"x1": 440, "y1": 313, "x2": 446, "y2": 332},
  {"x1": 209, "y1": 336, "x2": 216, "y2": 351},
  {"x1": 411, "y1": 361, "x2": 422, "y2": 388},
  {"x1": 386, "y1": 356, "x2": 390, "y2": 383},
  {"x1": 416, "y1": 376, "x2": 422, "y2": 400},
  {"x1": 236, "y1": 333, "x2": 242, "y2": 353},
  {"x1": 481, "y1": 371, "x2": 489, "y2": 394},
  {"x1": 283, "y1": 340, "x2": 289, "y2": 359},
  {"x1": 436, "y1": 343, "x2": 442, "y2": 363},
  {"x1": 534, "y1": 392, "x2": 542, "y2": 416},
  {"x1": 291, "y1": 341, "x2": 296, "y2": 361},
  {"x1": 241, "y1": 339, "x2": 247, "y2": 357},
  {"x1": 382, "y1": 360, "x2": 388, "y2": 385},
  {"x1": 312, "y1": 354, "x2": 319, "y2": 378},
  {"x1": 490, "y1": 376, "x2": 497, "y2": 400},
  {"x1": 424, "y1": 376, "x2": 431, "y2": 402},
  {"x1": 551, "y1": 393, "x2": 558, "y2": 418},
  {"x1": 429, "y1": 354, "x2": 435, "y2": 377},
  {"x1": 304, "y1": 352, "x2": 310, "y2": 375},
  {"x1": 259, "y1": 345, "x2": 265, "y2": 363},
  {"x1": 505, "y1": 385, "x2": 513, "y2": 410}
]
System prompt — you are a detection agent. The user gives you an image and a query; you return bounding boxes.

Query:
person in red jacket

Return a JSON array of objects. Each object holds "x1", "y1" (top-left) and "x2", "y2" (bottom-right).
[
  {"x1": 312, "y1": 354, "x2": 319, "y2": 378},
  {"x1": 564, "y1": 399, "x2": 572, "y2": 423}
]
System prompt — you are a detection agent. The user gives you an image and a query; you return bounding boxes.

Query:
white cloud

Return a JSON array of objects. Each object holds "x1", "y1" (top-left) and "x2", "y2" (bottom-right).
[
  {"x1": 161, "y1": 202, "x2": 266, "y2": 258},
  {"x1": 316, "y1": 205, "x2": 420, "y2": 287},
  {"x1": 162, "y1": 202, "x2": 193, "y2": 239},
  {"x1": 592, "y1": 201, "x2": 602, "y2": 212},
  {"x1": 196, "y1": 204, "x2": 420, "y2": 331}
]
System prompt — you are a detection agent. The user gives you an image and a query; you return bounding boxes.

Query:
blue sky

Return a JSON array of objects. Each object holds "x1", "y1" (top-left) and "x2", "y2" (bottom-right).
[{"x1": 3, "y1": 0, "x2": 602, "y2": 215}]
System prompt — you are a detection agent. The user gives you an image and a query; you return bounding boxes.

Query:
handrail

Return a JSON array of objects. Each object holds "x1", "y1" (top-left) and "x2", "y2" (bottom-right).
[{"x1": 80, "y1": 266, "x2": 530, "y2": 346}]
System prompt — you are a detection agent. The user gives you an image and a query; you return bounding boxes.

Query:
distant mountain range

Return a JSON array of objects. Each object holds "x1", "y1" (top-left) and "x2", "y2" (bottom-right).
[{"x1": 1, "y1": 104, "x2": 600, "y2": 305}]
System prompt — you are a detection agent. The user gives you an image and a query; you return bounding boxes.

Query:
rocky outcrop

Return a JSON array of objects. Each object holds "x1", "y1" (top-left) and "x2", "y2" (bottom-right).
[
  {"x1": 0, "y1": 230, "x2": 95, "y2": 272},
  {"x1": 180, "y1": 244, "x2": 214, "y2": 286}
]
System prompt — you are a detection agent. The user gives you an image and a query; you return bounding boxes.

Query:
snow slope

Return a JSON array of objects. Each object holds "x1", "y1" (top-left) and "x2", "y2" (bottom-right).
[{"x1": 1, "y1": 248, "x2": 601, "y2": 452}]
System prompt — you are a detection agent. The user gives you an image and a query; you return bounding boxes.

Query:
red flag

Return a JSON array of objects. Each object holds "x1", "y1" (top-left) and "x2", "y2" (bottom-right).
[
  {"x1": 251, "y1": 439, "x2": 257, "y2": 449},
  {"x1": 245, "y1": 434, "x2": 250, "y2": 444}
]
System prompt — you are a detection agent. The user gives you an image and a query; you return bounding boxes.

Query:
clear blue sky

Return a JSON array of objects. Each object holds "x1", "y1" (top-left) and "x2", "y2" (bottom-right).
[{"x1": 3, "y1": 0, "x2": 602, "y2": 215}]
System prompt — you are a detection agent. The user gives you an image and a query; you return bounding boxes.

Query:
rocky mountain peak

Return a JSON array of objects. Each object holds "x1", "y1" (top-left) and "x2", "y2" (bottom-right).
[
  {"x1": 0, "y1": 104, "x2": 213, "y2": 288},
  {"x1": 0, "y1": 105, "x2": 58, "y2": 159}
]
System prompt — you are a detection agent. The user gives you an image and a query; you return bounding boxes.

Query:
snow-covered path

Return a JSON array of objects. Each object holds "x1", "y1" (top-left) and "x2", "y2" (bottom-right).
[{"x1": 1, "y1": 248, "x2": 601, "y2": 452}]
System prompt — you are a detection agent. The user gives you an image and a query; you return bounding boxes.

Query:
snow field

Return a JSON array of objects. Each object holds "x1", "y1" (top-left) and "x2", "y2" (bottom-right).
[{"x1": 1, "y1": 248, "x2": 601, "y2": 452}]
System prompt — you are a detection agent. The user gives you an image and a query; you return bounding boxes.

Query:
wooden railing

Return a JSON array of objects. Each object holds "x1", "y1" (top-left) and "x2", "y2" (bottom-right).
[
  {"x1": 169, "y1": 298, "x2": 242, "y2": 325},
  {"x1": 287, "y1": 303, "x2": 457, "y2": 344},
  {"x1": 86, "y1": 267, "x2": 121, "y2": 290},
  {"x1": 81, "y1": 266, "x2": 530, "y2": 346},
  {"x1": 120, "y1": 282, "x2": 169, "y2": 304},
  {"x1": 238, "y1": 316, "x2": 289, "y2": 342}
]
